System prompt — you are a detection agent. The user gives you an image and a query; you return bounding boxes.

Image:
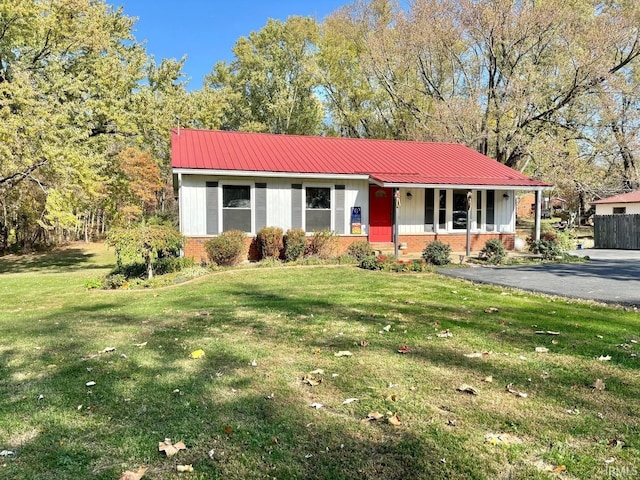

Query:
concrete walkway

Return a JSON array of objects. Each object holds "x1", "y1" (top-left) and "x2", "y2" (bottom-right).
[{"x1": 438, "y1": 249, "x2": 640, "y2": 307}]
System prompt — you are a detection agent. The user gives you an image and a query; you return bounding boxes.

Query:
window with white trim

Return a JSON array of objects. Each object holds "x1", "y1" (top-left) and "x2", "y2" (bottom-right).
[
  {"x1": 222, "y1": 185, "x2": 251, "y2": 232},
  {"x1": 306, "y1": 186, "x2": 331, "y2": 231}
]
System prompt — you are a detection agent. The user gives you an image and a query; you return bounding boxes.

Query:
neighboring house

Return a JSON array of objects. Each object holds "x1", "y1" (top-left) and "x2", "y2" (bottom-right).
[
  {"x1": 171, "y1": 129, "x2": 549, "y2": 261},
  {"x1": 517, "y1": 193, "x2": 566, "y2": 218},
  {"x1": 592, "y1": 190, "x2": 640, "y2": 250},
  {"x1": 591, "y1": 190, "x2": 640, "y2": 215}
]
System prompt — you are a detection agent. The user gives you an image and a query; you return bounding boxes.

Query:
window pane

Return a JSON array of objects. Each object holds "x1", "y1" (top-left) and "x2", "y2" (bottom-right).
[
  {"x1": 424, "y1": 188, "x2": 434, "y2": 231},
  {"x1": 223, "y1": 186, "x2": 250, "y2": 208},
  {"x1": 306, "y1": 187, "x2": 330, "y2": 209},
  {"x1": 223, "y1": 185, "x2": 251, "y2": 232},
  {"x1": 486, "y1": 190, "x2": 495, "y2": 231},
  {"x1": 438, "y1": 190, "x2": 447, "y2": 229},
  {"x1": 476, "y1": 191, "x2": 482, "y2": 228},
  {"x1": 306, "y1": 210, "x2": 331, "y2": 231},
  {"x1": 453, "y1": 190, "x2": 468, "y2": 230},
  {"x1": 613, "y1": 207, "x2": 626, "y2": 214}
]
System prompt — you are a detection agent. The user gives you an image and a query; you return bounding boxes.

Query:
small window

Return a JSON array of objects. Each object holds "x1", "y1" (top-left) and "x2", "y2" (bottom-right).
[
  {"x1": 424, "y1": 188, "x2": 434, "y2": 232},
  {"x1": 452, "y1": 190, "x2": 468, "y2": 230},
  {"x1": 438, "y1": 190, "x2": 447, "y2": 230},
  {"x1": 476, "y1": 191, "x2": 482, "y2": 228},
  {"x1": 222, "y1": 185, "x2": 251, "y2": 232},
  {"x1": 306, "y1": 187, "x2": 331, "y2": 231},
  {"x1": 613, "y1": 207, "x2": 626, "y2": 214},
  {"x1": 486, "y1": 190, "x2": 495, "y2": 231}
]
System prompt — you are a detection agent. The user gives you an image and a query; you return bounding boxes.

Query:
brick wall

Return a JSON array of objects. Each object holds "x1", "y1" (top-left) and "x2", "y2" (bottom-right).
[{"x1": 184, "y1": 233, "x2": 514, "y2": 262}]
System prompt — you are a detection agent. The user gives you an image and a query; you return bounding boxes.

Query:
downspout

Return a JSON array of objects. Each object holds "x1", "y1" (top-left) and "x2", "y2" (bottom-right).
[
  {"x1": 394, "y1": 188, "x2": 400, "y2": 259},
  {"x1": 466, "y1": 190, "x2": 472, "y2": 257}
]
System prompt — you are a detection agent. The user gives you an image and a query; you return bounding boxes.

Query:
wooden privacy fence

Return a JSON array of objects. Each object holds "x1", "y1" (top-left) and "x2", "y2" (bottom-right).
[{"x1": 594, "y1": 214, "x2": 640, "y2": 249}]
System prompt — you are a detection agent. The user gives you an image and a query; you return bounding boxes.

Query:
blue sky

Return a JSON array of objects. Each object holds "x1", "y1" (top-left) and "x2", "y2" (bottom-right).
[{"x1": 118, "y1": 0, "x2": 350, "y2": 90}]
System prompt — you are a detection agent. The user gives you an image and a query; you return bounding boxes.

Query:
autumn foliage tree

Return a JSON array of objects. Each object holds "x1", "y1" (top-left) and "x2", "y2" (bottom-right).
[{"x1": 111, "y1": 148, "x2": 164, "y2": 224}]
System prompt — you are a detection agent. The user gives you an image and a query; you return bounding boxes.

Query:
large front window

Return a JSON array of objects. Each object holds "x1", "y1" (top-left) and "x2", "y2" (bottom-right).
[
  {"x1": 223, "y1": 185, "x2": 251, "y2": 232},
  {"x1": 306, "y1": 187, "x2": 331, "y2": 231}
]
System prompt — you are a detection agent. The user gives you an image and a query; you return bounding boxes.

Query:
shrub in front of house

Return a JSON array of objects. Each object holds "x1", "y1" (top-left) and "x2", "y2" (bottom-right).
[
  {"x1": 479, "y1": 239, "x2": 507, "y2": 264},
  {"x1": 359, "y1": 255, "x2": 427, "y2": 272},
  {"x1": 284, "y1": 228, "x2": 306, "y2": 262},
  {"x1": 306, "y1": 229, "x2": 338, "y2": 259},
  {"x1": 205, "y1": 230, "x2": 247, "y2": 266},
  {"x1": 422, "y1": 240, "x2": 452, "y2": 265},
  {"x1": 347, "y1": 240, "x2": 375, "y2": 261},
  {"x1": 529, "y1": 238, "x2": 561, "y2": 260},
  {"x1": 257, "y1": 226, "x2": 284, "y2": 260}
]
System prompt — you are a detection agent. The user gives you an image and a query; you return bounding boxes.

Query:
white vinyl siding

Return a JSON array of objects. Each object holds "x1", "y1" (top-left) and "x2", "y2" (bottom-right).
[{"x1": 178, "y1": 175, "x2": 369, "y2": 236}]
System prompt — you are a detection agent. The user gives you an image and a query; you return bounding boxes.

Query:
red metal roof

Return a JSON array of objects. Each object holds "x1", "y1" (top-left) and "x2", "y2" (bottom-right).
[
  {"x1": 171, "y1": 129, "x2": 548, "y2": 188},
  {"x1": 592, "y1": 190, "x2": 640, "y2": 204}
]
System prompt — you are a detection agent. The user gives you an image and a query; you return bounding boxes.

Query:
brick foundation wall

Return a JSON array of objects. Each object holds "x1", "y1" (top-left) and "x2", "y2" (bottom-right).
[
  {"x1": 398, "y1": 233, "x2": 514, "y2": 255},
  {"x1": 184, "y1": 233, "x2": 514, "y2": 262}
]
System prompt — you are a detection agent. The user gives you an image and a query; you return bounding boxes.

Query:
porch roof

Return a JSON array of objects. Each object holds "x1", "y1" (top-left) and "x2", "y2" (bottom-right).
[{"x1": 172, "y1": 129, "x2": 549, "y2": 189}]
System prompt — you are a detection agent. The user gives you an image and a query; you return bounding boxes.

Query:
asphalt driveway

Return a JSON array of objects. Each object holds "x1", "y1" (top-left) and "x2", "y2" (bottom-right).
[{"x1": 438, "y1": 249, "x2": 640, "y2": 307}]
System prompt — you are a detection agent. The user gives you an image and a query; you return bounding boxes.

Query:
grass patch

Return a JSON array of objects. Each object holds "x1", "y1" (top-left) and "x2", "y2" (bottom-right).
[{"x1": 0, "y1": 243, "x2": 638, "y2": 479}]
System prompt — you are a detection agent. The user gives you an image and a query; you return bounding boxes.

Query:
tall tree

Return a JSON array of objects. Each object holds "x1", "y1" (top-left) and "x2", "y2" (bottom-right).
[
  {"x1": 205, "y1": 16, "x2": 323, "y2": 135},
  {"x1": 0, "y1": 0, "x2": 148, "y2": 245}
]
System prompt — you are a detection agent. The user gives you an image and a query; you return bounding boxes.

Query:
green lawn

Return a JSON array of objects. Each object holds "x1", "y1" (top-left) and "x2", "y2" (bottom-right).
[{"x1": 0, "y1": 244, "x2": 638, "y2": 479}]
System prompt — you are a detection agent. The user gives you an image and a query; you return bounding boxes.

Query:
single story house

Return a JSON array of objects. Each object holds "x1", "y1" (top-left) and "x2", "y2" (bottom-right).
[
  {"x1": 171, "y1": 129, "x2": 550, "y2": 261},
  {"x1": 591, "y1": 190, "x2": 640, "y2": 215}
]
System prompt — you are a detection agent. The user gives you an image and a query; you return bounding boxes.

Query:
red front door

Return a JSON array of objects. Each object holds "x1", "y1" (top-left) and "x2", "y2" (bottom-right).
[{"x1": 369, "y1": 186, "x2": 393, "y2": 242}]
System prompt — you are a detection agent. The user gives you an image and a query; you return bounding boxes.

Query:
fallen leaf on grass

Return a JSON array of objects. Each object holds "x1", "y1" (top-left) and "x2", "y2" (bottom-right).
[
  {"x1": 302, "y1": 375, "x2": 322, "y2": 387},
  {"x1": 535, "y1": 347, "x2": 549, "y2": 353},
  {"x1": 85, "y1": 381, "x2": 96, "y2": 387},
  {"x1": 224, "y1": 425, "x2": 232, "y2": 435},
  {"x1": 103, "y1": 347, "x2": 116, "y2": 353},
  {"x1": 310, "y1": 402, "x2": 324, "y2": 409},
  {"x1": 437, "y1": 329, "x2": 453, "y2": 338},
  {"x1": 592, "y1": 378, "x2": 606, "y2": 391},
  {"x1": 482, "y1": 376, "x2": 493, "y2": 383},
  {"x1": 176, "y1": 464, "x2": 194, "y2": 473},
  {"x1": 158, "y1": 439, "x2": 186, "y2": 457},
  {"x1": 0, "y1": 450, "x2": 15, "y2": 456},
  {"x1": 383, "y1": 324, "x2": 391, "y2": 332},
  {"x1": 484, "y1": 433, "x2": 523, "y2": 446},
  {"x1": 362, "y1": 411, "x2": 384, "y2": 422},
  {"x1": 388, "y1": 414, "x2": 402, "y2": 426},
  {"x1": 189, "y1": 349, "x2": 205, "y2": 359},
  {"x1": 249, "y1": 359, "x2": 257, "y2": 367},
  {"x1": 535, "y1": 330, "x2": 560, "y2": 336},
  {"x1": 342, "y1": 398, "x2": 358, "y2": 404},
  {"x1": 309, "y1": 369, "x2": 324, "y2": 375},
  {"x1": 334, "y1": 351, "x2": 353, "y2": 357},
  {"x1": 132, "y1": 342, "x2": 147, "y2": 348},
  {"x1": 505, "y1": 384, "x2": 528, "y2": 398},
  {"x1": 550, "y1": 465, "x2": 566, "y2": 473},
  {"x1": 119, "y1": 467, "x2": 148, "y2": 480},
  {"x1": 405, "y1": 300, "x2": 416, "y2": 305},
  {"x1": 456, "y1": 384, "x2": 479, "y2": 395},
  {"x1": 397, "y1": 345, "x2": 410, "y2": 354},
  {"x1": 464, "y1": 352, "x2": 490, "y2": 358},
  {"x1": 484, "y1": 307, "x2": 499, "y2": 313},
  {"x1": 386, "y1": 393, "x2": 399, "y2": 402},
  {"x1": 598, "y1": 355, "x2": 611, "y2": 361},
  {"x1": 360, "y1": 340, "x2": 370, "y2": 347}
]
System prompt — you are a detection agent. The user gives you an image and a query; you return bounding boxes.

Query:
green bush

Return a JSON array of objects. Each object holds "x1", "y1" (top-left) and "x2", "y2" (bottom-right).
[
  {"x1": 306, "y1": 229, "x2": 338, "y2": 259},
  {"x1": 422, "y1": 240, "x2": 452, "y2": 265},
  {"x1": 205, "y1": 230, "x2": 247, "y2": 266},
  {"x1": 102, "y1": 273, "x2": 127, "y2": 289},
  {"x1": 347, "y1": 240, "x2": 375, "y2": 261},
  {"x1": 409, "y1": 259, "x2": 426, "y2": 272},
  {"x1": 529, "y1": 239, "x2": 561, "y2": 260},
  {"x1": 257, "y1": 226, "x2": 284, "y2": 260},
  {"x1": 359, "y1": 255, "x2": 380, "y2": 270},
  {"x1": 284, "y1": 228, "x2": 307, "y2": 262},
  {"x1": 479, "y1": 239, "x2": 507, "y2": 264},
  {"x1": 154, "y1": 256, "x2": 196, "y2": 275}
]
